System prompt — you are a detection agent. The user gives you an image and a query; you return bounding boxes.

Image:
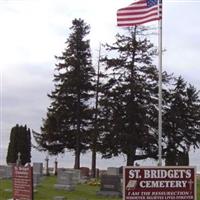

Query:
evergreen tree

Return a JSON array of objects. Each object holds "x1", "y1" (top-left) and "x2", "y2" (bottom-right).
[
  {"x1": 6, "y1": 124, "x2": 31, "y2": 165},
  {"x1": 33, "y1": 18, "x2": 95, "y2": 169},
  {"x1": 163, "y1": 76, "x2": 200, "y2": 165},
  {"x1": 98, "y1": 27, "x2": 170, "y2": 165}
]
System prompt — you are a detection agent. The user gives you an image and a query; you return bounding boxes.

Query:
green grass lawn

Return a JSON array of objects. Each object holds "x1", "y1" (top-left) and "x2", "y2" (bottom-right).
[
  {"x1": 0, "y1": 176, "x2": 121, "y2": 200},
  {"x1": 0, "y1": 176, "x2": 199, "y2": 200},
  {"x1": 197, "y1": 180, "x2": 200, "y2": 199}
]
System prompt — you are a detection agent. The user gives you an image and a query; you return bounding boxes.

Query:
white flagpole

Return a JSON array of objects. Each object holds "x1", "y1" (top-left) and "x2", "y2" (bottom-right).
[{"x1": 158, "y1": 0, "x2": 163, "y2": 166}]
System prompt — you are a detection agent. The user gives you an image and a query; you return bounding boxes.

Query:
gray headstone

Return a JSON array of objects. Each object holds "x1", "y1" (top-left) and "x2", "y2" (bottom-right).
[
  {"x1": 96, "y1": 168, "x2": 100, "y2": 178},
  {"x1": 0, "y1": 166, "x2": 4, "y2": 178},
  {"x1": 33, "y1": 162, "x2": 43, "y2": 175},
  {"x1": 0, "y1": 165, "x2": 12, "y2": 179},
  {"x1": 97, "y1": 175, "x2": 121, "y2": 197},
  {"x1": 73, "y1": 170, "x2": 81, "y2": 184},
  {"x1": 65, "y1": 169, "x2": 81, "y2": 184},
  {"x1": 33, "y1": 163, "x2": 43, "y2": 187},
  {"x1": 33, "y1": 173, "x2": 41, "y2": 187},
  {"x1": 6, "y1": 165, "x2": 12, "y2": 178},
  {"x1": 45, "y1": 156, "x2": 49, "y2": 175},
  {"x1": 107, "y1": 167, "x2": 120, "y2": 176},
  {"x1": 54, "y1": 169, "x2": 75, "y2": 191},
  {"x1": 53, "y1": 196, "x2": 66, "y2": 200},
  {"x1": 58, "y1": 172, "x2": 73, "y2": 185}
]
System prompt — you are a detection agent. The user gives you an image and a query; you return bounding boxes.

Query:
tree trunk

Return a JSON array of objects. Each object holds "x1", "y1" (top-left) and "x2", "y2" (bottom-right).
[
  {"x1": 91, "y1": 146, "x2": 96, "y2": 178},
  {"x1": 74, "y1": 148, "x2": 80, "y2": 169},
  {"x1": 74, "y1": 104, "x2": 81, "y2": 169},
  {"x1": 126, "y1": 153, "x2": 135, "y2": 166},
  {"x1": 91, "y1": 44, "x2": 101, "y2": 178},
  {"x1": 126, "y1": 145, "x2": 137, "y2": 166},
  {"x1": 165, "y1": 150, "x2": 177, "y2": 166},
  {"x1": 74, "y1": 73, "x2": 81, "y2": 169}
]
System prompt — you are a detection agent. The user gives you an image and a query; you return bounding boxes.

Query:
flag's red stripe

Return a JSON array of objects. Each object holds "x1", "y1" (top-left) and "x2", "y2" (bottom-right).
[
  {"x1": 118, "y1": 5, "x2": 162, "y2": 14},
  {"x1": 117, "y1": 17, "x2": 161, "y2": 27},
  {"x1": 118, "y1": 6, "x2": 147, "y2": 12},
  {"x1": 117, "y1": 8, "x2": 159, "y2": 17},
  {"x1": 118, "y1": 8, "x2": 156, "y2": 15},
  {"x1": 117, "y1": 13, "x2": 160, "y2": 22},
  {"x1": 131, "y1": 0, "x2": 146, "y2": 5},
  {"x1": 117, "y1": 10, "x2": 162, "y2": 20},
  {"x1": 134, "y1": 0, "x2": 146, "y2": 4}
]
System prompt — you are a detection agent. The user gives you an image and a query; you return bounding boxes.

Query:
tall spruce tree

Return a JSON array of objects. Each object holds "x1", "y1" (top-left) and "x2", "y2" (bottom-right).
[
  {"x1": 163, "y1": 76, "x2": 200, "y2": 165},
  {"x1": 98, "y1": 27, "x2": 170, "y2": 165},
  {"x1": 7, "y1": 124, "x2": 31, "y2": 165},
  {"x1": 33, "y1": 18, "x2": 95, "y2": 169}
]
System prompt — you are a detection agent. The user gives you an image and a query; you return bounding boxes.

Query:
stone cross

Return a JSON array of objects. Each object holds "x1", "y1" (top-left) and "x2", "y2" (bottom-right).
[
  {"x1": 45, "y1": 154, "x2": 49, "y2": 176},
  {"x1": 16, "y1": 152, "x2": 21, "y2": 166},
  {"x1": 54, "y1": 158, "x2": 58, "y2": 176}
]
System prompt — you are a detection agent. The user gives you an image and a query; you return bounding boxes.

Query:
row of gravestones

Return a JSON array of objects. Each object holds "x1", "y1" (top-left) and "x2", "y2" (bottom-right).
[
  {"x1": 0, "y1": 163, "x2": 44, "y2": 188},
  {"x1": 54, "y1": 166, "x2": 123, "y2": 197},
  {"x1": 0, "y1": 163, "x2": 100, "y2": 178},
  {"x1": 0, "y1": 164, "x2": 121, "y2": 178},
  {"x1": 1, "y1": 163, "x2": 123, "y2": 198},
  {"x1": 54, "y1": 167, "x2": 101, "y2": 191}
]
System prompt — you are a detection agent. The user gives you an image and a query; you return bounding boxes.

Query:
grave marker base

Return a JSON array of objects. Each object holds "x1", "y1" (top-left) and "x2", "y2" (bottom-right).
[
  {"x1": 54, "y1": 184, "x2": 75, "y2": 191},
  {"x1": 96, "y1": 191, "x2": 121, "y2": 197}
]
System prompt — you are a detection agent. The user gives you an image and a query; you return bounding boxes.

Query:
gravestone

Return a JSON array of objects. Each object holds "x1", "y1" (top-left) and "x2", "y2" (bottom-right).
[
  {"x1": 96, "y1": 175, "x2": 121, "y2": 197},
  {"x1": 33, "y1": 173, "x2": 41, "y2": 187},
  {"x1": 96, "y1": 168, "x2": 100, "y2": 178},
  {"x1": 33, "y1": 162, "x2": 43, "y2": 175},
  {"x1": 16, "y1": 152, "x2": 21, "y2": 166},
  {"x1": 62, "y1": 168, "x2": 81, "y2": 184},
  {"x1": 0, "y1": 165, "x2": 12, "y2": 179},
  {"x1": 53, "y1": 196, "x2": 66, "y2": 200},
  {"x1": 54, "y1": 158, "x2": 58, "y2": 175},
  {"x1": 54, "y1": 169, "x2": 75, "y2": 191},
  {"x1": 0, "y1": 165, "x2": 4, "y2": 178},
  {"x1": 99, "y1": 169, "x2": 106, "y2": 177},
  {"x1": 107, "y1": 167, "x2": 120, "y2": 176},
  {"x1": 33, "y1": 162, "x2": 43, "y2": 187},
  {"x1": 6, "y1": 165, "x2": 12, "y2": 178},
  {"x1": 45, "y1": 155, "x2": 50, "y2": 176},
  {"x1": 71, "y1": 169, "x2": 81, "y2": 184},
  {"x1": 80, "y1": 167, "x2": 90, "y2": 177}
]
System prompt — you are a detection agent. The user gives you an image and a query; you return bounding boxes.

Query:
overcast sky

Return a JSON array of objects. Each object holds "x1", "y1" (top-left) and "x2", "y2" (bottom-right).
[{"x1": 1, "y1": 0, "x2": 200, "y2": 169}]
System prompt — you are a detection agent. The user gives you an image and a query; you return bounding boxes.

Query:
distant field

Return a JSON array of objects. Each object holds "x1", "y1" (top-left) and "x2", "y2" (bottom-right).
[{"x1": 0, "y1": 176, "x2": 199, "y2": 200}]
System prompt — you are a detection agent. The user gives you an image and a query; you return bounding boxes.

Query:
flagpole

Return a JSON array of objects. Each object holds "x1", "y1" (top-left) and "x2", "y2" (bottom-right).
[{"x1": 158, "y1": 0, "x2": 163, "y2": 166}]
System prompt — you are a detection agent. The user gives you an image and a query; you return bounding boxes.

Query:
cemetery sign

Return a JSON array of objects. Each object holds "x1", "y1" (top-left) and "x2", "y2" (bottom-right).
[
  {"x1": 13, "y1": 165, "x2": 33, "y2": 200},
  {"x1": 123, "y1": 166, "x2": 196, "y2": 200}
]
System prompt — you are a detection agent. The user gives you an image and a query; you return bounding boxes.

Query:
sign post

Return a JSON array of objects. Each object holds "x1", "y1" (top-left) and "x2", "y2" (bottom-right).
[{"x1": 123, "y1": 166, "x2": 196, "y2": 200}]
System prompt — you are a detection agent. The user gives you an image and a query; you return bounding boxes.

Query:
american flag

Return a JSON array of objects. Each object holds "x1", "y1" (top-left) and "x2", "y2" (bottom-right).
[{"x1": 117, "y1": 0, "x2": 162, "y2": 27}]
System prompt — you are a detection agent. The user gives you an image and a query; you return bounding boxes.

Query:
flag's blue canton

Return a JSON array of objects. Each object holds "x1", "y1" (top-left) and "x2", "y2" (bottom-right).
[{"x1": 147, "y1": 0, "x2": 158, "y2": 8}]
